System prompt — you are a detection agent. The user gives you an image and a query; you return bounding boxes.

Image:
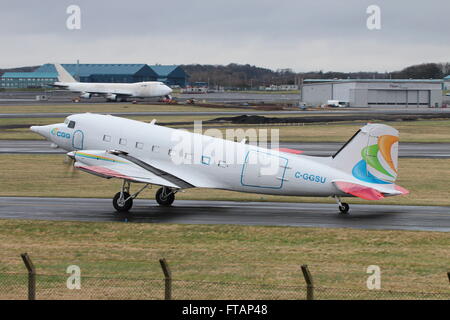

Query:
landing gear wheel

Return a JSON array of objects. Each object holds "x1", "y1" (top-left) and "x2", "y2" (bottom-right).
[
  {"x1": 113, "y1": 192, "x2": 133, "y2": 212},
  {"x1": 155, "y1": 187, "x2": 175, "y2": 206},
  {"x1": 339, "y1": 203, "x2": 350, "y2": 214}
]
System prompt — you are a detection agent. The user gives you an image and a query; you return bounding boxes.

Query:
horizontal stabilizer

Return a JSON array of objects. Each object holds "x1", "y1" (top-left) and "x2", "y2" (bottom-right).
[
  {"x1": 394, "y1": 185, "x2": 410, "y2": 195},
  {"x1": 274, "y1": 148, "x2": 304, "y2": 155},
  {"x1": 333, "y1": 181, "x2": 385, "y2": 201}
]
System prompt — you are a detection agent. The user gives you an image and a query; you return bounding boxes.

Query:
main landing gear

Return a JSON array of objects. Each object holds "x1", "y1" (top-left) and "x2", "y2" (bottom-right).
[
  {"x1": 113, "y1": 180, "x2": 150, "y2": 212},
  {"x1": 334, "y1": 196, "x2": 350, "y2": 215},
  {"x1": 155, "y1": 187, "x2": 176, "y2": 206},
  {"x1": 112, "y1": 181, "x2": 178, "y2": 212}
]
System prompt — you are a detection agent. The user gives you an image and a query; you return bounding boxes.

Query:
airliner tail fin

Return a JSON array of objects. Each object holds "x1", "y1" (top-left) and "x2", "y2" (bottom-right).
[{"x1": 54, "y1": 64, "x2": 77, "y2": 83}]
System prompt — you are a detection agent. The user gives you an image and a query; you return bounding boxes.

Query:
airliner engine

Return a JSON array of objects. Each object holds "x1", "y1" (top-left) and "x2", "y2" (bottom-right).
[{"x1": 106, "y1": 93, "x2": 117, "y2": 101}]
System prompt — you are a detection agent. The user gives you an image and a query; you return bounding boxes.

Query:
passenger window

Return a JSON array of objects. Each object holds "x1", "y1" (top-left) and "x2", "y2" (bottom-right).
[
  {"x1": 135, "y1": 142, "x2": 144, "y2": 149},
  {"x1": 103, "y1": 135, "x2": 111, "y2": 142},
  {"x1": 218, "y1": 160, "x2": 227, "y2": 168},
  {"x1": 68, "y1": 121, "x2": 76, "y2": 129},
  {"x1": 152, "y1": 145, "x2": 160, "y2": 152},
  {"x1": 201, "y1": 155, "x2": 211, "y2": 165},
  {"x1": 119, "y1": 138, "x2": 127, "y2": 146}
]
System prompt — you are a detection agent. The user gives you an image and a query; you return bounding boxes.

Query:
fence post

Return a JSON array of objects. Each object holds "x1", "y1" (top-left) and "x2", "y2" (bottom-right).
[
  {"x1": 301, "y1": 264, "x2": 314, "y2": 300},
  {"x1": 159, "y1": 258, "x2": 172, "y2": 300},
  {"x1": 20, "y1": 253, "x2": 36, "y2": 300}
]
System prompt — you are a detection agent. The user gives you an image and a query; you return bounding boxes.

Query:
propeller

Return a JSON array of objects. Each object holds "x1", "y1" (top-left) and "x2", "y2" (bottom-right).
[{"x1": 63, "y1": 154, "x2": 76, "y2": 177}]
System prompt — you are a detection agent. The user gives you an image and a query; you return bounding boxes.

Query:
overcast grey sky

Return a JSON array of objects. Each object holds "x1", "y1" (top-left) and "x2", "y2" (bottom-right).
[{"x1": 0, "y1": 0, "x2": 449, "y2": 71}]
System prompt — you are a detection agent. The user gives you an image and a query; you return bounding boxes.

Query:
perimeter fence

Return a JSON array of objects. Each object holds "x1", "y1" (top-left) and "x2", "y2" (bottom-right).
[{"x1": 0, "y1": 254, "x2": 449, "y2": 300}]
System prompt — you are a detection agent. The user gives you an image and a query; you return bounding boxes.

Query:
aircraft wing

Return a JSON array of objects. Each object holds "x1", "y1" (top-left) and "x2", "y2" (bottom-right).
[
  {"x1": 332, "y1": 180, "x2": 409, "y2": 201},
  {"x1": 68, "y1": 150, "x2": 194, "y2": 189},
  {"x1": 50, "y1": 82, "x2": 70, "y2": 89},
  {"x1": 85, "y1": 90, "x2": 133, "y2": 97}
]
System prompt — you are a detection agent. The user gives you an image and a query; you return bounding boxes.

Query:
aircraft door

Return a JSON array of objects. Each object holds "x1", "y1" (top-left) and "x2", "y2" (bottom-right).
[
  {"x1": 241, "y1": 151, "x2": 288, "y2": 189},
  {"x1": 72, "y1": 130, "x2": 84, "y2": 150}
]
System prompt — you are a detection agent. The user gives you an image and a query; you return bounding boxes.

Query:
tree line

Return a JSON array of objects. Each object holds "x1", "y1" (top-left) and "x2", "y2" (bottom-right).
[
  {"x1": 1, "y1": 62, "x2": 449, "y2": 89},
  {"x1": 182, "y1": 62, "x2": 450, "y2": 88}
]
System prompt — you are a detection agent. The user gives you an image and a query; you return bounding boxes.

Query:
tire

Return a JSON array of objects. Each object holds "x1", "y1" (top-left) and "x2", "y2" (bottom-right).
[
  {"x1": 339, "y1": 203, "x2": 350, "y2": 214},
  {"x1": 113, "y1": 192, "x2": 133, "y2": 212},
  {"x1": 155, "y1": 188, "x2": 175, "y2": 206}
]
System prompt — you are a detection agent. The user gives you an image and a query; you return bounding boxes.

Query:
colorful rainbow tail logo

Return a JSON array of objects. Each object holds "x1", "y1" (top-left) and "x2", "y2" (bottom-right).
[{"x1": 352, "y1": 134, "x2": 399, "y2": 184}]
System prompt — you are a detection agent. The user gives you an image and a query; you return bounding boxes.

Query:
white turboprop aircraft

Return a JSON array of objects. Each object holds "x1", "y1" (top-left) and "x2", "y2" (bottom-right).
[
  {"x1": 30, "y1": 114, "x2": 409, "y2": 214},
  {"x1": 52, "y1": 64, "x2": 173, "y2": 102}
]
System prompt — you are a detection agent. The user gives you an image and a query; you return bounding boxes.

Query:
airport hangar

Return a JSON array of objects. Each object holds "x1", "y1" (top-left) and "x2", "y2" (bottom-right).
[
  {"x1": 444, "y1": 75, "x2": 450, "y2": 90},
  {"x1": 301, "y1": 79, "x2": 443, "y2": 108},
  {"x1": 0, "y1": 64, "x2": 189, "y2": 89}
]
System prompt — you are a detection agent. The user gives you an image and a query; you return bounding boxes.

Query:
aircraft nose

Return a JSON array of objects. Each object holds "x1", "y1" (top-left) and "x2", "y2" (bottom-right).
[
  {"x1": 30, "y1": 125, "x2": 52, "y2": 140},
  {"x1": 30, "y1": 125, "x2": 43, "y2": 135},
  {"x1": 165, "y1": 86, "x2": 173, "y2": 95}
]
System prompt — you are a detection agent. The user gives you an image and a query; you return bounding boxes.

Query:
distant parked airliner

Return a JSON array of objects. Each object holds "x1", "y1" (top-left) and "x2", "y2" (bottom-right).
[{"x1": 52, "y1": 64, "x2": 173, "y2": 102}]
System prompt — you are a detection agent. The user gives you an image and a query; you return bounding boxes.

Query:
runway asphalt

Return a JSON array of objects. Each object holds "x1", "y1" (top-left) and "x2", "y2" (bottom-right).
[
  {"x1": 0, "y1": 92, "x2": 300, "y2": 105},
  {"x1": 1, "y1": 140, "x2": 449, "y2": 158},
  {"x1": 1, "y1": 108, "x2": 450, "y2": 119},
  {"x1": 0, "y1": 197, "x2": 448, "y2": 232}
]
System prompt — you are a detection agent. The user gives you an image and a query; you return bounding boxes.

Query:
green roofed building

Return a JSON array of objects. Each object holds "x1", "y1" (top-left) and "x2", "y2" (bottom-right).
[
  {"x1": 148, "y1": 65, "x2": 188, "y2": 87},
  {"x1": 0, "y1": 72, "x2": 57, "y2": 89},
  {"x1": 0, "y1": 63, "x2": 189, "y2": 88}
]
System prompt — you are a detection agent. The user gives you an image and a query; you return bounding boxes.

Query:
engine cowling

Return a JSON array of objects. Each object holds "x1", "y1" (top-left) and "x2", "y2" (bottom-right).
[
  {"x1": 106, "y1": 93, "x2": 117, "y2": 101},
  {"x1": 80, "y1": 92, "x2": 91, "y2": 99}
]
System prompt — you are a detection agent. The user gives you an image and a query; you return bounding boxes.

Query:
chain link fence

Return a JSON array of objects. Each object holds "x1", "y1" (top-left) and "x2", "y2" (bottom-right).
[
  {"x1": 0, "y1": 255, "x2": 448, "y2": 300},
  {"x1": 1, "y1": 272, "x2": 449, "y2": 300}
]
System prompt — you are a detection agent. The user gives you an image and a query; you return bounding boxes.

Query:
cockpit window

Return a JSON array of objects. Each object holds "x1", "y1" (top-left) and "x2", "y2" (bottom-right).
[{"x1": 68, "y1": 121, "x2": 76, "y2": 129}]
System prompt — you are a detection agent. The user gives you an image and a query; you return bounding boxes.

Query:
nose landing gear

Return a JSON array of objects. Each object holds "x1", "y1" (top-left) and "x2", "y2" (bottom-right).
[{"x1": 334, "y1": 196, "x2": 350, "y2": 214}]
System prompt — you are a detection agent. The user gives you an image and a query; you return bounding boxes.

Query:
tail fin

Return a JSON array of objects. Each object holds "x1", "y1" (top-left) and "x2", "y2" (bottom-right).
[
  {"x1": 54, "y1": 63, "x2": 77, "y2": 83},
  {"x1": 332, "y1": 123, "x2": 399, "y2": 184}
]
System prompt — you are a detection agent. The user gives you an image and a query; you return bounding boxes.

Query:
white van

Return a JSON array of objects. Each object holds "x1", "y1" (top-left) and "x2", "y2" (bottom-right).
[{"x1": 327, "y1": 100, "x2": 349, "y2": 108}]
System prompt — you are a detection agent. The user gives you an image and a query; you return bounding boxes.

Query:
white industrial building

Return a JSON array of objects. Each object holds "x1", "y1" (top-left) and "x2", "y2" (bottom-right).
[
  {"x1": 444, "y1": 76, "x2": 450, "y2": 90},
  {"x1": 301, "y1": 79, "x2": 443, "y2": 108}
]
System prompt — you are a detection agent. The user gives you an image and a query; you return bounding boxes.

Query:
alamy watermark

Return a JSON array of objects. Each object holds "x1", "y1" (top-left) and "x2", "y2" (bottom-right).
[
  {"x1": 66, "y1": 265, "x2": 81, "y2": 289},
  {"x1": 169, "y1": 121, "x2": 281, "y2": 175},
  {"x1": 366, "y1": 5, "x2": 381, "y2": 30},
  {"x1": 66, "y1": 5, "x2": 81, "y2": 30},
  {"x1": 366, "y1": 265, "x2": 381, "y2": 290}
]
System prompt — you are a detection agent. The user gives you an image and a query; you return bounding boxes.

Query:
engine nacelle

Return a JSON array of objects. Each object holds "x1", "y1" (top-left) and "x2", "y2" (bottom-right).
[
  {"x1": 80, "y1": 92, "x2": 91, "y2": 99},
  {"x1": 106, "y1": 93, "x2": 117, "y2": 101}
]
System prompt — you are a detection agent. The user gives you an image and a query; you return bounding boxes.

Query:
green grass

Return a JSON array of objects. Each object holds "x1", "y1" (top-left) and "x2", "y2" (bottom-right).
[
  {"x1": 0, "y1": 103, "x2": 246, "y2": 114},
  {"x1": 230, "y1": 90, "x2": 300, "y2": 94},
  {"x1": 0, "y1": 155, "x2": 449, "y2": 206},
  {"x1": 2, "y1": 116, "x2": 450, "y2": 143},
  {"x1": 0, "y1": 219, "x2": 448, "y2": 299},
  {"x1": 199, "y1": 119, "x2": 450, "y2": 143}
]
